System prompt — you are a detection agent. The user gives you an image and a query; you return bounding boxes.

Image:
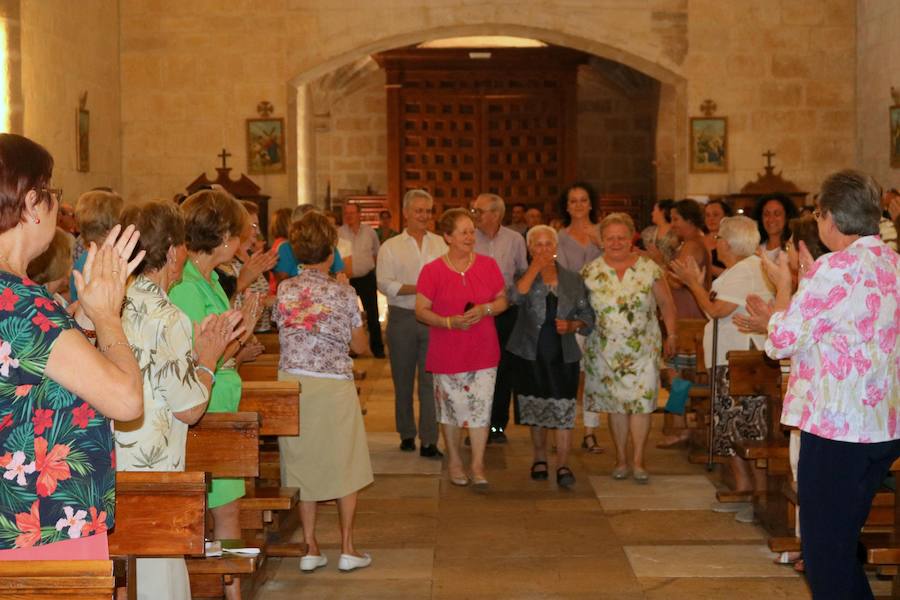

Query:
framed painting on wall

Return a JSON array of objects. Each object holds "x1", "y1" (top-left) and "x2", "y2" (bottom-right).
[
  {"x1": 891, "y1": 105, "x2": 900, "y2": 168},
  {"x1": 246, "y1": 118, "x2": 286, "y2": 174},
  {"x1": 690, "y1": 117, "x2": 727, "y2": 173},
  {"x1": 76, "y1": 107, "x2": 89, "y2": 172}
]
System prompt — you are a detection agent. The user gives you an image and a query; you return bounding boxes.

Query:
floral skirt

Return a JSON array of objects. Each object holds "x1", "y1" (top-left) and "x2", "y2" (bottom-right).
[
  {"x1": 712, "y1": 366, "x2": 768, "y2": 457},
  {"x1": 433, "y1": 368, "x2": 497, "y2": 428}
]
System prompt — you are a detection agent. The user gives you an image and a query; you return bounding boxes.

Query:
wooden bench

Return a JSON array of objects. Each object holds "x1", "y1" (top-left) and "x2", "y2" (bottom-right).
[
  {"x1": 256, "y1": 332, "x2": 280, "y2": 355},
  {"x1": 187, "y1": 540, "x2": 262, "y2": 600},
  {"x1": 0, "y1": 560, "x2": 115, "y2": 599}
]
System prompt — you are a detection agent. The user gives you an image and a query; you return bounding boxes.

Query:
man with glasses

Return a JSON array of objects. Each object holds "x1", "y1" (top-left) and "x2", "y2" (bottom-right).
[{"x1": 471, "y1": 193, "x2": 527, "y2": 443}]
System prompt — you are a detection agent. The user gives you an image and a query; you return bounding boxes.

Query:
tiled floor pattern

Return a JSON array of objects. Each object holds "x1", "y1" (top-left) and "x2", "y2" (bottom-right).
[{"x1": 253, "y1": 356, "x2": 846, "y2": 599}]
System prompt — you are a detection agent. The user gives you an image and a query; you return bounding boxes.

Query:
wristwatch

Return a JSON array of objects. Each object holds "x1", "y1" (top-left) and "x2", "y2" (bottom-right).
[{"x1": 484, "y1": 304, "x2": 493, "y2": 316}]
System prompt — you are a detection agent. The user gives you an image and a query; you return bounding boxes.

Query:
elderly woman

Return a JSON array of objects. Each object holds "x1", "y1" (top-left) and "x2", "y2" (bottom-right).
[
  {"x1": 508, "y1": 225, "x2": 595, "y2": 487},
  {"x1": 703, "y1": 199, "x2": 733, "y2": 278},
  {"x1": 0, "y1": 133, "x2": 143, "y2": 559},
  {"x1": 753, "y1": 193, "x2": 798, "y2": 262},
  {"x1": 231, "y1": 201, "x2": 277, "y2": 332},
  {"x1": 582, "y1": 213, "x2": 677, "y2": 483},
  {"x1": 756, "y1": 170, "x2": 899, "y2": 598},
  {"x1": 274, "y1": 211, "x2": 373, "y2": 573},
  {"x1": 556, "y1": 182, "x2": 605, "y2": 454},
  {"x1": 670, "y1": 216, "x2": 774, "y2": 518},
  {"x1": 117, "y1": 201, "x2": 242, "y2": 599},
  {"x1": 168, "y1": 190, "x2": 256, "y2": 600},
  {"x1": 69, "y1": 189, "x2": 124, "y2": 302},
  {"x1": 416, "y1": 208, "x2": 508, "y2": 491}
]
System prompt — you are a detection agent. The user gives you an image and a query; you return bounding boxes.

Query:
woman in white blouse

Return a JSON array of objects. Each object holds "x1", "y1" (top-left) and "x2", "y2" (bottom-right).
[{"x1": 670, "y1": 216, "x2": 774, "y2": 514}]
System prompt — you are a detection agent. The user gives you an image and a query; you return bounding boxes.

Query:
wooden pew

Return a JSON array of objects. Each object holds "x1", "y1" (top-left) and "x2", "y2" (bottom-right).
[
  {"x1": 238, "y1": 354, "x2": 279, "y2": 382},
  {"x1": 0, "y1": 560, "x2": 115, "y2": 599},
  {"x1": 184, "y1": 412, "x2": 262, "y2": 599},
  {"x1": 728, "y1": 350, "x2": 790, "y2": 534},
  {"x1": 239, "y1": 381, "x2": 300, "y2": 437},
  {"x1": 256, "y1": 332, "x2": 280, "y2": 355}
]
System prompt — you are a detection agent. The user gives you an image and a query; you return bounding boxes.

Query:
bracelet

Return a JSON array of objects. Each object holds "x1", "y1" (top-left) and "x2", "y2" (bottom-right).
[
  {"x1": 195, "y1": 365, "x2": 216, "y2": 385},
  {"x1": 99, "y1": 340, "x2": 131, "y2": 353},
  {"x1": 445, "y1": 316, "x2": 452, "y2": 330},
  {"x1": 484, "y1": 303, "x2": 493, "y2": 316}
]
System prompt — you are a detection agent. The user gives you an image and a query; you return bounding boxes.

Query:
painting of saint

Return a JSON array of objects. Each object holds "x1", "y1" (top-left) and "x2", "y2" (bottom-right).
[
  {"x1": 247, "y1": 118, "x2": 286, "y2": 174},
  {"x1": 690, "y1": 117, "x2": 727, "y2": 172}
]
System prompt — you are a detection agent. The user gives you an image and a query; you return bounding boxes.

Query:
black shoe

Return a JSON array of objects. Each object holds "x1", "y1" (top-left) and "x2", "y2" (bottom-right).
[
  {"x1": 556, "y1": 466, "x2": 576, "y2": 488},
  {"x1": 530, "y1": 461, "x2": 549, "y2": 481},
  {"x1": 399, "y1": 438, "x2": 415, "y2": 452},
  {"x1": 419, "y1": 444, "x2": 443, "y2": 459},
  {"x1": 488, "y1": 429, "x2": 508, "y2": 444}
]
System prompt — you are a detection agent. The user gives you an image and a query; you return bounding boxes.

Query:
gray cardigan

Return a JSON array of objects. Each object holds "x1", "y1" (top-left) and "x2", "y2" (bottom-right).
[{"x1": 506, "y1": 262, "x2": 596, "y2": 363}]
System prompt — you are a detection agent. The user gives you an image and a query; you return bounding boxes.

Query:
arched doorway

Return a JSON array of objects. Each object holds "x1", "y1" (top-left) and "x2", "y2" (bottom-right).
[{"x1": 285, "y1": 24, "x2": 687, "y2": 214}]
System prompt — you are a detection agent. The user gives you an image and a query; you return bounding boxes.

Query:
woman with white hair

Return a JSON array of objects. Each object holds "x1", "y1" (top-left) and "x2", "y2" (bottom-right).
[
  {"x1": 507, "y1": 225, "x2": 595, "y2": 487},
  {"x1": 670, "y1": 215, "x2": 774, "y2": 514}
]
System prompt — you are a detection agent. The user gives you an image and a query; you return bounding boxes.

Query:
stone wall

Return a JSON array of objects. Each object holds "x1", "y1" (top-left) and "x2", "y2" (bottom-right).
[
  {"x1": 20, "y1": 0, "x2": 121, "y2": 197},
  {"x1": 576, "y1": 62, "x2": 659, "y2": 203},
  {"x1": 117, "y1": 0, "x2": 859, "y2": 212},
  {"x1": 312, "y1": 67, "x2": 387, "y2": 204},
  {"x1": 857, "y1": 0, "x2": 900, "y2": 190}
]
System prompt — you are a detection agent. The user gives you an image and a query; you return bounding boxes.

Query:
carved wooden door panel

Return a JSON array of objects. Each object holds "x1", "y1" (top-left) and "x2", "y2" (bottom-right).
[{"x1": 399, "y1": 93, "x2": 481, "y2": 214}]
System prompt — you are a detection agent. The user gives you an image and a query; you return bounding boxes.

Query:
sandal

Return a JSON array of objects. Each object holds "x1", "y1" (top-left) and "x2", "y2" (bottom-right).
[
  {"x1": 556, "y1": 466, "x2": 576, "y2": 488},
  {"x1": 530, "y1": 461, "x2": 549, "y2": 481},
  {"x1": 581, "y1": 434, "x2": 605, "y2": 454}
]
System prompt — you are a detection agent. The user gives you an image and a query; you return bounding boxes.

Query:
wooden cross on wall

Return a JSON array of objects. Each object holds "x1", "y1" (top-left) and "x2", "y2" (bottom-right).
[
  {"x1": 762, "y1": 149, "x2": 776, "y2": 169},
  {"x1": 218, "y1": 148, "x2": 232, "y2": 170}
]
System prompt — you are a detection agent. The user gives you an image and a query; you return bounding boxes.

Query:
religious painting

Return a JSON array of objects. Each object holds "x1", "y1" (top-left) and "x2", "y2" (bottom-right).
[
  {"x1": 76, "y1": 107, "x2": 90, "y2": 172},
  {"x1": 690, "y1": 117, "x2": 727, "y2": 173},
  {"x1": 246, "y1": 117, "x2": 286, "y2": 174},
  {"x1": 891, "y1": 106, "x2": 900, "y2": 168}
]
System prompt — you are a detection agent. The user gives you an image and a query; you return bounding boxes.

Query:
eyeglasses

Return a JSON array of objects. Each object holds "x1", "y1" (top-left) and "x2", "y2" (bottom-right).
[
  {"x1": 813, "y1": 209, "x2": 822, "y2": 220},
  {"x1": 713, "y1": 234, "x2": 723, "y2": 240},
  {"x1": 40, "y1": 187, "x2": 63, "y2": 203},
  {"x1": 469, "y1": 208, "x2": 485, "y2": 216}
]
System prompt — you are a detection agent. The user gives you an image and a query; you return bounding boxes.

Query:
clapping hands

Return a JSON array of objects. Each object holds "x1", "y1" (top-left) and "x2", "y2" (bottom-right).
[
  {"x1": 733, "y1": 294, "x2": 774, "y2": 335},
  {"x1": 668, "y1": 256, "x2": 705, "y2": 287},
  {"x1": 74, "y1": 224, "x2": 146, "y2": 326}
]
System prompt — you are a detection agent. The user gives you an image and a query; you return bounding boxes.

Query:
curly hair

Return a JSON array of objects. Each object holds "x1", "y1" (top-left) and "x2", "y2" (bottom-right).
[
  {"x1": 290, "y1": 210, "x2": 336, "y2": 265},
  {"x1": 753, "y1": 193, "x2": 798, "y2": 246},
  {"x1": 181, "y1": 189, "x2": 247, "y2": 253},
  {"x1": 120, "y1": 201, "x2": 186, "y2": 275}
]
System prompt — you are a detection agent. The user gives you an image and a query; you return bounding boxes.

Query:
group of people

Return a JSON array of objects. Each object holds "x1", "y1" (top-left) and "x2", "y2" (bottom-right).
[{"x1": 0, "y1": 129, "x2": 897, "y2": 600}]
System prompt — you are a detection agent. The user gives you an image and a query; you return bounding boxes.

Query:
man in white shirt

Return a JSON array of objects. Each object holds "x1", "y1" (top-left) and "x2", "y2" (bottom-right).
[
  {"x1": 340, "y1": 203, "x2": 384, "y2": 357},
  {"x1": 472, "y1": 193, "x2": 528, "y2": 443},
  {"x1": 377, "y1": 190, "x2": 447, "y2": 458}
]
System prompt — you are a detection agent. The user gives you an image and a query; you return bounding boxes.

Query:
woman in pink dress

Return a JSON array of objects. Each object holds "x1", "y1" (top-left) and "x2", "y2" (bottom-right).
[{"x1": 416, "y1": 208, "x2": 508, "y2": 491}]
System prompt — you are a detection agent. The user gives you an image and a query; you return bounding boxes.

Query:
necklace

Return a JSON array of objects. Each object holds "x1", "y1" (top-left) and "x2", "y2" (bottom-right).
[{"x1": 444, "y1": 253, "x2": 474, "y2": 286}]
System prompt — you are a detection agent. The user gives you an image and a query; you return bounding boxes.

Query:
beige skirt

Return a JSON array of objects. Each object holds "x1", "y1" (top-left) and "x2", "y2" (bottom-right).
[{"x1": 277, "y1": 371, "x2": 374, "y2": 501}]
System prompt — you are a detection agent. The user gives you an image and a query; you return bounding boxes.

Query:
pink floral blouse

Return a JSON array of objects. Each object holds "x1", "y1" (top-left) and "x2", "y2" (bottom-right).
[
  {"x1": 766, "y1": 236, "x2": 899, "y2": 443},
  {"x1": 273, "y1": 269, "x2": 362, "y2": 379}
]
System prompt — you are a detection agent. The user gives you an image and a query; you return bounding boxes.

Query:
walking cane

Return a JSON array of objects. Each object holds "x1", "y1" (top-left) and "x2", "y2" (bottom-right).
[{"x1": 706, "y1": 317, "x2": 719, "y2": 472}]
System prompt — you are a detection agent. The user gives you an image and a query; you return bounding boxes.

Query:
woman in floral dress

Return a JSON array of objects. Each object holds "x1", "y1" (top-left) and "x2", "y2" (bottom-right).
[{"x1": 582, "y1": 213, "x2": 677, "y2": 483}]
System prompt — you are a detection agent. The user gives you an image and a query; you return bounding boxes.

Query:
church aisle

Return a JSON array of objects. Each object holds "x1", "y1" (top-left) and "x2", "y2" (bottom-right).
[{"x1": 255, "y1": 357, "x2": 817, "y2": 599}]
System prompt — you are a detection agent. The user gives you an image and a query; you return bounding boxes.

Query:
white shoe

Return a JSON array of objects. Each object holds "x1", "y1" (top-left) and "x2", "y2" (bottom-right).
[
  {"x1": 338, "y1": 553, "x2": 372, "y2": 572},
  {"x1": 734, "y1": 505, "x2": 756, "y2": 523},
  {"x1": 711, "y1": 501, "x2": 751, "y2": 513},
  {"x1": 299, "y1": 554, "x2": 328, "y2": 572}
]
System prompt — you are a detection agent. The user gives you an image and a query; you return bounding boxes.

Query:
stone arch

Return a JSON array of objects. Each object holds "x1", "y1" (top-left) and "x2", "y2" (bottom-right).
[{"x1": 286, "y1": 23, "x2": 687, "y2": 205}]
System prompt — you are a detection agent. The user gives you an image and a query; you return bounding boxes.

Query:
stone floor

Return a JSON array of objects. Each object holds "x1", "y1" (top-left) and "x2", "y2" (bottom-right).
[{"x1": 254, "y1": 356, "x2": 828, "y2": 599}]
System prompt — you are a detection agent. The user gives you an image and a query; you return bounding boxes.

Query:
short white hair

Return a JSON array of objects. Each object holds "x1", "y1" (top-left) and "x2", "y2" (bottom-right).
[
  {"x1": 526, "y1": 224, "x2": 558, "y2": 247},
  {"x1": 476, "y1": 193, "x2": 505, "y2": 219},
  {"x1": 718, "y1": 215, "x2": 760, "y2": 258},
  {"x1": 402, "y1": 189, "x2": 433, "y2": 210}
]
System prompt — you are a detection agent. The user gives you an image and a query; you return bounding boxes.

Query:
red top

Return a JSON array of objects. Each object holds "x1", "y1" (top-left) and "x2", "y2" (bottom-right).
[{"x1": 417, "y1": 254, "x2": 504, "y2": 374}]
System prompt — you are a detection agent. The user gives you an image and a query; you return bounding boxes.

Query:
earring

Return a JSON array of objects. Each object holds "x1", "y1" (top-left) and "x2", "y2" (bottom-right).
[
  {"x1": 34, "y1": 217, "x2": 40, "y2": 224},
  {"x1": 224, "y1": 243, "x2": 228, "y2": 249}
]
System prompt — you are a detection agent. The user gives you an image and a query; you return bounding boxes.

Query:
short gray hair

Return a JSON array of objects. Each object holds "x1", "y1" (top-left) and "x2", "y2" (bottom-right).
[
  {"x1": 402, "y1": 189, "x2": 433, "y2": 210},
  {"x1": 718, "y1": 215, "x2": 760, "y2": 258},
  {"x1": 291, "y1": 203, "x2": 316, "y2": 222},
  {"x1": 477, "y1": 193, "x2": 505, "y2": 219},
  {"x1": 526, "y1": 224, "x2": 558, "y2": 247},
  {"x1": 818, "y1": 169, "x2": 881, "y2": 236}
]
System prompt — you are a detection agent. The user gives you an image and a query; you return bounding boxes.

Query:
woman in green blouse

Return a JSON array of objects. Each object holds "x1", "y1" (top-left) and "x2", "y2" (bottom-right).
[{"x1": 169, "y1": 189, "x2": 256, "y2": 600}]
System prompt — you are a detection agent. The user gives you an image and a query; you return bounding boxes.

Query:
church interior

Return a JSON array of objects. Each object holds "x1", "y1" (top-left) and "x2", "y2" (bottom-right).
[{"x1": 0, "y1": 0, "x2": 898, "y2": 598}]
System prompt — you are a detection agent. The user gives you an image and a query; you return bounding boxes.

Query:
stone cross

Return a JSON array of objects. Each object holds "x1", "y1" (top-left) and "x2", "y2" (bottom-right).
[
  {"x1": 218, "y1": 148, "x2": 232, "y2": 170},
  {"x1": 762, "y1": 149, "x2": 776, "y2": 169}
]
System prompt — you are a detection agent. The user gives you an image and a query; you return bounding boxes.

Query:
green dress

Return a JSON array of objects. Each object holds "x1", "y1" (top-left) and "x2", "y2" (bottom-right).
[{"x1": 169, "y1": 260, "x2": 245, "y2": 508}]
